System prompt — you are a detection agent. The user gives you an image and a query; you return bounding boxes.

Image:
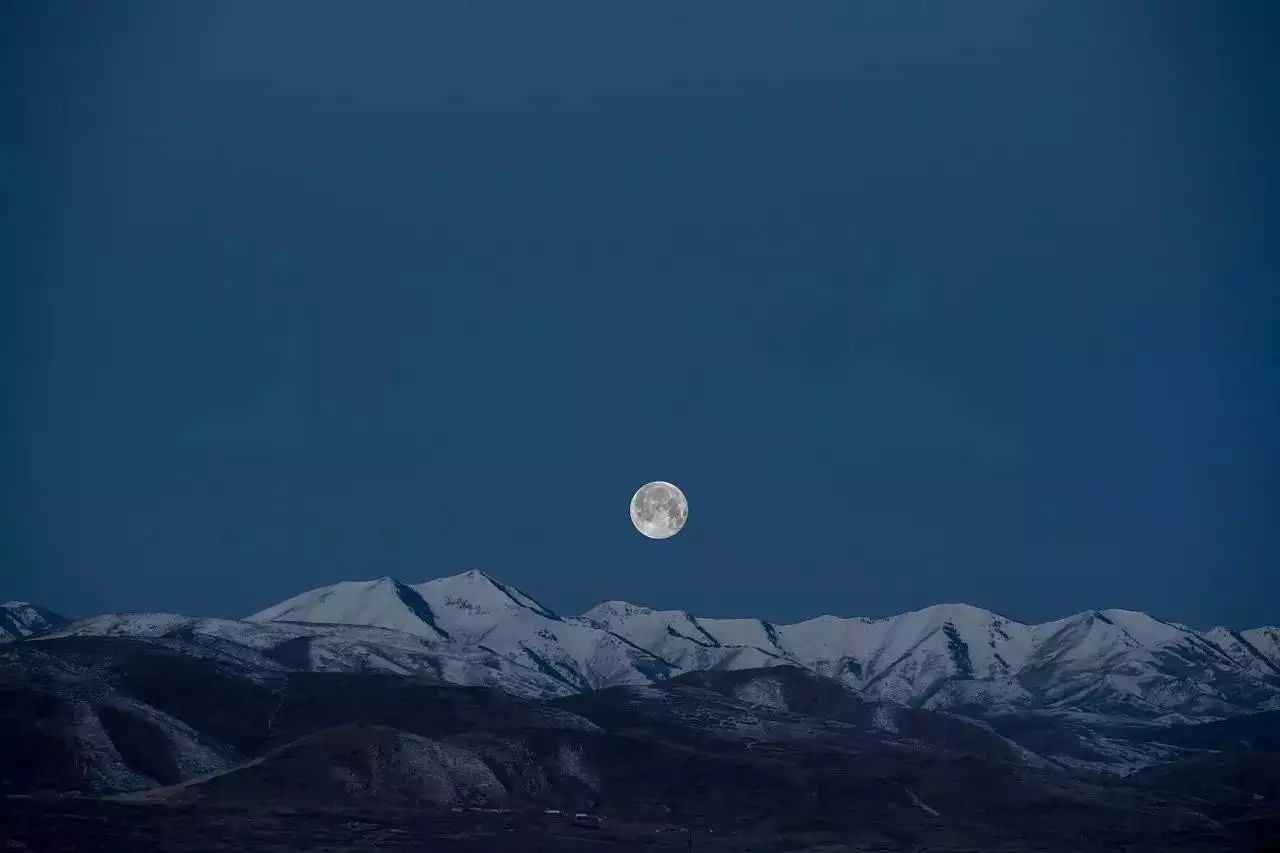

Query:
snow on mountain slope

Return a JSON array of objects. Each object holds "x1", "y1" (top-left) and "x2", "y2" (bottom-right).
[
  {"x1": 0, "y1": 601, "x2": 67, "y2": 642},
  {"x1": 410, "y1": 571, "x2": 677, "y2": 692},
  {"x1": 414, "y1": 569, "x2": 557, "y2": 628},
  {"x1": 50, "y1": 613, "x2": 201, "y2": 639},
  {"x1": 788, "y1": 603, "x2": 1040, "y2": 704},
  {"x1": 1010, "y1": 610, "x2": 1274, "y2": 719},
  {"x1": 589, "y1": 598, "x2": 1280, "y2": 719},
  {"x1": 1242, "y1": 626, "x2": 1280, "y2": 663},
  {"x1": 1027, "y1": 609, "x2": 1191, "y2": 670},
  {"x1": 579, "y1": 601, "x2": 791, "y2": 673},
  {"x1": 47, "y1": 572, "x2": 1278, "y2": 721},
  {"x1": 48, "y1": 612, "x2": 571, "y2": 698},
  {"x1": 247, "y1": 577, "x2": 449, "y2": 640},
  {"x1": 588, "y1": 601, "x2": 1039, "y2": 704},
  {"x1": 249, "y1": 571, "x2": 677, "y2": 694},
  {"x1": 1204, "y1": 625, "x2": 1280, "y2": 680}
]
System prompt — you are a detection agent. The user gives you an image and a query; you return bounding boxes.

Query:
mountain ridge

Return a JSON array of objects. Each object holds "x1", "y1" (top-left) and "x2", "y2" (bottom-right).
[
  {"x1": 9, "y1": 569, "x2": 1280, "y2": 784},
  {"x1": 15, "y1": 571, "x2": 1279, "y2": 723},
  {"x1": 233, "y1": 571, "x2": 1280, "y2": 722},
  {"x1": 0, "y1": 601, "x2": 67, "y2": 643}
]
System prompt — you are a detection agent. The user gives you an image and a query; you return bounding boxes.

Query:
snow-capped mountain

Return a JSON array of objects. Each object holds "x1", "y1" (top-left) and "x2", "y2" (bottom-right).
[
  {"x1": 410, "y1": 571, "x2": 676, "y2": 690},
  {"x1": 579, "y1": 600, "x2": 796, "y2": 673},
  {"x1": 1203, "y1": 625, "x2": 1280, "y2": 681},
  {"x1": 0, "y1": 601, "x2": 66, "y2": 642},
  {"x1": 587, "y1": 599, "x2": 1280, "y2": 720},
  {"x1": 244, "y1": 572, "x2": 1280, "y2": 720},
  {"x1": 249, "y1": 571, "x2": 676, "y2": 693},
  {"x1": 46, "y1": 611, "x2": 573, "y2": 698},
  {"x1": 8, "y1": 572, "x2": 1278, "y2": 817},
  {"x1": 33, "y1": 572, "x2": 1279, "y2": 723},
  {"x1": 247, "y1": 577, "x2": 450, "y2": 641}
]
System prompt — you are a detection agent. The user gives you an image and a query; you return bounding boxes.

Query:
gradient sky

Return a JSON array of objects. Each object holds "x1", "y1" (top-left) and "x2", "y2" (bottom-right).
[{"x1": 3, "y1": 2, "x2": 1277, "y2": 628}]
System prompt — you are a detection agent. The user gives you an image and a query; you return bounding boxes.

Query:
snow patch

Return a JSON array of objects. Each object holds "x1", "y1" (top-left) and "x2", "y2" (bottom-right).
[
  {"x1": 732, "y1": 677, "x2": 788, "y2": 711},
  {"x1": 905, "y1": 787, "x2": 940, "y2": 817}
]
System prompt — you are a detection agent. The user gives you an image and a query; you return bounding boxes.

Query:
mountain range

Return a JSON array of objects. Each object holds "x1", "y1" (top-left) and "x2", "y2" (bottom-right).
[
  {"x1": 244, "y1": 571, "x2": 1279, "y2": 719},
  {"x1": 4, "y1": 574, "x2": 1279, "y2": 851},
  {"x1": 15, "y1": 570, "x2": 1278, "y2": 724}
]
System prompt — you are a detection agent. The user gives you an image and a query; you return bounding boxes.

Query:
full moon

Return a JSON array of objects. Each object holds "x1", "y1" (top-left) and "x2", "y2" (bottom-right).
[{"x1": 630, "y1": 481, "x2": 688, "y2": 539}]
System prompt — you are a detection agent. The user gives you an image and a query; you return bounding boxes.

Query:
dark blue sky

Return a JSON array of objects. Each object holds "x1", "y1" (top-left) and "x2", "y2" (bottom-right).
[{"x1": 3, "y1": 2, "x2": 1277, "y2": 628}]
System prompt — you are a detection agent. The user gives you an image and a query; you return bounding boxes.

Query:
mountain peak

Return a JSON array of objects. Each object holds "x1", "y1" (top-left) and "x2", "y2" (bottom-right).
[
  {"x1": 247, "y1": 577, "x2": 449, "y2": 640},
  {"x1": 581, "y1": 600, "x2": 654, "y2": 622},
  {"x1": 0, "y1": 601, "x2": 67, "y2": 642},
  {"x1": 909, "y1": 602, "x2": 1003, "y2": 621},
  {"x1": 414, "y1": 571, "x2": 558, "y2": 622}
]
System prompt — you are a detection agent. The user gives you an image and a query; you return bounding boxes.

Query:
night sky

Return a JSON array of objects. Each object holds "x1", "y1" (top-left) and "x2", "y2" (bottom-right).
[{"x1": 3, "y1": 2, "x2": 1277, "y2": 628}]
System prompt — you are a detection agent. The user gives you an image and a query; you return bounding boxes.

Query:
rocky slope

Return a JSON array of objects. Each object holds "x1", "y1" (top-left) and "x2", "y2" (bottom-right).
[{"x1": 3, "y1": 632, "x2": 1265, "y2": 851}]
